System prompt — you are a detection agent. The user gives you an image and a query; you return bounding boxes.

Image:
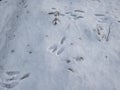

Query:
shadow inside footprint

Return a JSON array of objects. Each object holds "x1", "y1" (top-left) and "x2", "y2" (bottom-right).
[
  {"x1": 6, "y1": 71, "x2": 20, "y2": 76},
  {"x1": 5, "y1": 77, "x2": 18, "y2": 82},
  {"x1": 20, "y1": 73, "x2": 30, "y2": 80},
  {"x1": 49, "y1": 45, "x2": 58, "y2": 53},
  {"x1": 57, "y1": 47, "x2": 64, "y2": 55},
  {"x1": 60, "y1": 36, "x2": 66, "y2": 44},
  {"x1": 0, "y1": 82, "x2": 19, "y2": 89}
]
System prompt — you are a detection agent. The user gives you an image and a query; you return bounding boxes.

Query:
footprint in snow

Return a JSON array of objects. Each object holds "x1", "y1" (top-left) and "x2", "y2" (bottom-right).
[
  {"x1": 57, "y1": 47, "x2": 64, "y2": 55},
  {"x1": 0, "y1": 71, "x2": 30, "y2": 89},
  {"x1": 49, "y1": 45, "x2": 65, "y2": 55},
  {"x1": 49, "y1": 44, "x2": 58, "y2": 53},
  {"x1": 60, "y1": 36, "x2": 66, "y2": 45}
]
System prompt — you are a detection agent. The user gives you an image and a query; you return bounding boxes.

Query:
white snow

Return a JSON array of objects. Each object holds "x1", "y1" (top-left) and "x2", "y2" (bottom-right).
[{"x1": 0, "y1": 0, "x2": 120, "y2": 90}]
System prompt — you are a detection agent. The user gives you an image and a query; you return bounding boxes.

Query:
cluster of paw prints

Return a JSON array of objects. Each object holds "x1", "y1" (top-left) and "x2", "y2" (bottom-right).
[
  {"x1": 93, "y1": 24, "x2": 106, "y2": 41},
  {"x1": 93, "y1": 23, "x2": 112, "y2": 42},
  {"x1": 47, "y1": 7, "x2": 120, "y2": 26},
  {"x1": 49, "y1": 36, "x2": 66, "y2": 55},
  {"x1": 48, "y1": 8, "x2": 85, "y2": 25},
  {"x1": 0, "y1": 71, "x2": 30, "y2": 89},
  {"x1": 48, "y1": 35, "x2": 84, "y2": 74},
  {"x1": 65, "y1": 56, "x2": 84, "y2": 73},
  {"x1": 0, "y1": 44, "x2": 32, "y2": 89}
]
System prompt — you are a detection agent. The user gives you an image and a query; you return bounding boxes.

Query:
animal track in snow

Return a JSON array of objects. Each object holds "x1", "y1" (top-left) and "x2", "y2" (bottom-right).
[
  {"x1": 6, "y1": 71, "x2": 20, "y2": 76},
  {"x1": 0, "y1": 71, "x2": 30, "y2": 89},
  {"x1": 20, "y1": 73, "x2": 30, "y2": 80},
  {"x1": 60, "y1": 36, "x2": 66, "y2": 45},
  {"x1": 49, "y1": 36, "x2": 67, "y2": 55},
  {"x1": 68, "y1": 68, "x2": 74, "y2": 72},
  {"x1": 49, "y1": 44, "x2": 65, "y2": 55},
  {"x1": 66, "y1": 59, "x2": 71, "y2": 63},
  {"x1": 48, "y1": 9, "x2": 85, "y2": 25},
  {"x1": 73, "y1": 56, "x2": 84, "y2": 61},
  {"x1": 5, "y1": 77, "x2": 18, "y2": 82},
  {"x1": 48, "y1": 11, "x2": 60, "y2": 25},
  {"x1": 0, "y1": 82, "x2": 19, "y2": 89},
  {"x1": 49, "y1": 44, "x2": 58, "y2": 53},
  {"x1": 65, "y1": 9, "x2": 85, "y2": 20},
  {"x1": 57, "y1": 47, "x2": 64, "y2": 55},
  {"x1": 93, "y1": 24, "x2": 106, "y2": 41}
]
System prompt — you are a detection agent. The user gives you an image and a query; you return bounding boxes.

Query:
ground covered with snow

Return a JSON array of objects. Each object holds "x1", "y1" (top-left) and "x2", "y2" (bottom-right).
[{"x1": 0, "y1": 0, "x2": 120, "y2": 90}]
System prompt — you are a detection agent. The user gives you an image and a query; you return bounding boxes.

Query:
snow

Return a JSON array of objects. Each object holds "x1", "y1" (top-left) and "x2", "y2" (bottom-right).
[{"x1": 0, "y1": 0, "x2": 120, "y2": 90}]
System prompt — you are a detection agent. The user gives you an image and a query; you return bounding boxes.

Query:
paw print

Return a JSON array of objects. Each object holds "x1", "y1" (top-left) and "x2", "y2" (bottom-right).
[
  {"x1": 49, "y1": 44, "x2": 65, "y2": 55},
  {"x1": 65, "y1": 56, "x2": 84, "y2": 74},
  {"x1": 48, "y1": 11, "x2": 61, "y2": 25},
  {"x1": 93, "y1": 24, "x2": 107, "y2": 41}
]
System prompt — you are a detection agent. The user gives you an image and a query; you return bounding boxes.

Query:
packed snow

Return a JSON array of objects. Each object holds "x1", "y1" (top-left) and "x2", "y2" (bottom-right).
[{"x1": 0, "y1": 0, "x2": 120, "y2": 90}]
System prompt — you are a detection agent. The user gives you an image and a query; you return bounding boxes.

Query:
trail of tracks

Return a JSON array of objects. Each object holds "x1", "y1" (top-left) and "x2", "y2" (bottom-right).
[{"x1": 0, "y1": 0, "x2": 26, "y2": 77}]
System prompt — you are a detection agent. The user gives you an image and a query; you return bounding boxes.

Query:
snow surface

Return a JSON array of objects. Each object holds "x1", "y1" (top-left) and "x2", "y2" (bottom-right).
[{"x1": 0, "y1": 0, "x2": 120, "y2": 90}]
